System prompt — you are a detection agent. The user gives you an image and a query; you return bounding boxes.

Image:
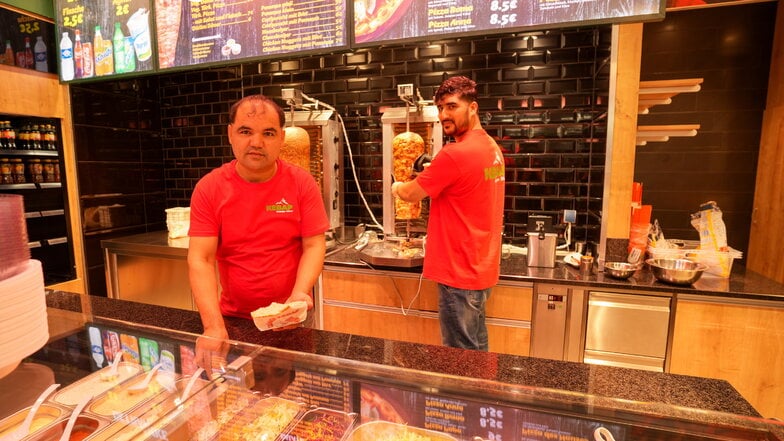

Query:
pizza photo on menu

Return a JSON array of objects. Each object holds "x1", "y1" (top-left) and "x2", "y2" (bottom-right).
[{"x1": 354, "y1": 0, "x2": 413, "y2": 43}]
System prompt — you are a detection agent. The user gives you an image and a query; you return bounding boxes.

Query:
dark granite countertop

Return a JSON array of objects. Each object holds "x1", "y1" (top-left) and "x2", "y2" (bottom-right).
[
  {"x1": 327, "y1": 244, "x2": 784, "y2": 302},
  {"x1": 45, "y1": 290, "x2": 765, "y2": 426},
  {"x1": 103, "y1": 231, "x2": 784, "y2": 302}
]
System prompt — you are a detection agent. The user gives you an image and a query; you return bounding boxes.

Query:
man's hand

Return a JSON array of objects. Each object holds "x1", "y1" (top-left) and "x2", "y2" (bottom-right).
[
  {"x1": 195, "y1": 327, "x2": 229, "y2": 375},
  {"x1": 391, "y1": 181, "x2": 403, "y2": 198},
  {"x1": 286, "y1": 291, "x2": 313, "y2": 309}
]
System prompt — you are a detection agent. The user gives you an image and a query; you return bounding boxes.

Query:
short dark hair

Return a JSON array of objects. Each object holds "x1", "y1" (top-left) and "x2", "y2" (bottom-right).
[
  {"x1": 229, "y1": 94, "x2": 285, "y2": 127},
  {"x1": 434, "y1": 76, "x2": 478, "y2": 104}
]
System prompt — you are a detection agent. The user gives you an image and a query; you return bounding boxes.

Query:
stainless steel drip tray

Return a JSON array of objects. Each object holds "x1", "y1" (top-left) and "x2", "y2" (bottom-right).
[{"x1": 358, "y1": 241, "x2": 424, "y2": 267}]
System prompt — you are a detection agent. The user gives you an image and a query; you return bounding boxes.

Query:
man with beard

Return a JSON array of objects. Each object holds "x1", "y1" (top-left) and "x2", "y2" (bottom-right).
[{"x1": 391, "y1": 76, "x2": 505, "y2": 351}]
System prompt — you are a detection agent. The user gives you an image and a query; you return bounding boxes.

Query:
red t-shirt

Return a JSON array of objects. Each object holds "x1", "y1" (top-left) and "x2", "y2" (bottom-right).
[
  {"x1": 189, "y1": 159, "x2": 330, "y2": 318},
  {"x1": 416, "y1": 129, "x2": 505, "y2": 290}
]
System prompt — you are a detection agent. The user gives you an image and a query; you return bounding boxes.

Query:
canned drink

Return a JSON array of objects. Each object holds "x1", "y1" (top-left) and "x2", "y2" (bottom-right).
[{"x1": 82, "y1": 42, "x2": 94, "y2": 78}]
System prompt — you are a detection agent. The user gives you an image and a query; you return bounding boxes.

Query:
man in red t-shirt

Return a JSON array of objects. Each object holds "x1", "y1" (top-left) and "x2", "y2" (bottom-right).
[
  {"x1": 392, "y1": 76, "x2": 505, "y2": 351},
  {"x1": 188, "y1": 95, "x2": 329, "y2": 367}
]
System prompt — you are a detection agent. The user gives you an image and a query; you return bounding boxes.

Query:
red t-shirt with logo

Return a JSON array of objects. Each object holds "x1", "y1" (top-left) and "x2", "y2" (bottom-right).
[
  {"x1": 189, "y1": 159, "x2": 330, "y2": 318},
  {"x1": 416, "y1": 129, "x2": 505, "y2": 290}
]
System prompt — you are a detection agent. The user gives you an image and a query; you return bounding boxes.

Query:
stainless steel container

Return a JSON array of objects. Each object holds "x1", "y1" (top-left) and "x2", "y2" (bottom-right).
[{"x1": 527, "y1": 233, "x2": 557, "y2": 267}]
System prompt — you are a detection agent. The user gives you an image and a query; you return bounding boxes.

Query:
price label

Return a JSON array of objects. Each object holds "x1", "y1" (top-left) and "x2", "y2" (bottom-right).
[
  {"x1": 491, "y1": 0, "x2": 518, "y2": 13},
  {"x1": 490, "y1": 13, "x2": 517, "y2": 26},
  {"x1": 115, "y1": 4, "x2": 130, "y2": 16},
  {"x1": 18, "y1": 21, "x2": 41, "y2": 34},
  {"x1": 62, "y1": 13, "x2": 83, "y2": 27},
  {"x1": 61, "y1": 4, "x2": 85, "y2": 28}
]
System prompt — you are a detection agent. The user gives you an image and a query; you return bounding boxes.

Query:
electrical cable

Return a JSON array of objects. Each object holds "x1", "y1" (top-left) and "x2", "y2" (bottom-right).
[{"x1": 296, "y1": 92, "x2": 384, "y2": 231}]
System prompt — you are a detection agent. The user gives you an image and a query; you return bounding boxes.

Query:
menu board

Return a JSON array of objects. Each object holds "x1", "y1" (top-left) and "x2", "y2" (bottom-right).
[
  {"x1": 54, "y1": 0, "x2": 155, "y2": 82},
  {"x1": 0, "y1": 5, "x2": 57, "y2": 74},
  {"x1": 359, "y1": 383, "x2": 627, "y2": 440},
  {"x1": 155, "y1": 0, "x2": 348, "y2": 70},
  {"x1": 353, "y1": 0, "x2": 665, "y2": 46}
]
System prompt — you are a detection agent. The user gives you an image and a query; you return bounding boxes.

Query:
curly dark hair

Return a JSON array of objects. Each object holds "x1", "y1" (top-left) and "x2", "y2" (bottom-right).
[
  {"x1": 434, "y1": 76, "x2": 478, "y2": 104},
  {"x1": 228, "y1": 94, "x2": 285, "y2": 127}
]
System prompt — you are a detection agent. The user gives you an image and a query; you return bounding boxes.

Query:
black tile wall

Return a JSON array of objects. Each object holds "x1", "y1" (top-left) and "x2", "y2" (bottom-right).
[
  {"x1": 637, "y1": 2, "x2": 776, "y2": 257},
  {"x1": 70, "y1": 78, "x2": 166, "y2": 296},
  {"x1": 150, "y1": 29, "x2": 612, "y2": 245},
  {"x1": 71, "y1": 27, "x2": 614, "y2": 295}
]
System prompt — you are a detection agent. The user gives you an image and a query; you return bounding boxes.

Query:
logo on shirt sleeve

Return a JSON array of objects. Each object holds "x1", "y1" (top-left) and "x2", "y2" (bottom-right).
[
  {"x1": 484, "y1": 150, "x2": 506, "y2": 182},
  {"x1": 267, "y1": 198, "x2": 294, "y2": 213}
]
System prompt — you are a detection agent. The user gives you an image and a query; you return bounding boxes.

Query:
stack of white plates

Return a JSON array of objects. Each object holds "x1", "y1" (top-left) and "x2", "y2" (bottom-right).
[
  {"x1": 0, "y1": 194, "x2": 30, "y2": 281},
  {"x1": 0, "y1": 260, "x2": 49, "y2": 379}
]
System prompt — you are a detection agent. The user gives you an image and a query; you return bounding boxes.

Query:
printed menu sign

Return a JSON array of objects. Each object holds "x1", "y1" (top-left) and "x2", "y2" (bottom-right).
[
  {"x1": 54, "y1": 0, "x2": 155, "y2": 82},
  {"x1": 155, "y1": 0, "x2": 347, "y2": 70},
  {"x1": 353, "y1": 0, "x2": 663, "y2": 45},
  {"x1": 359, "y1": 383, "x2": 627, "y2": 440}
]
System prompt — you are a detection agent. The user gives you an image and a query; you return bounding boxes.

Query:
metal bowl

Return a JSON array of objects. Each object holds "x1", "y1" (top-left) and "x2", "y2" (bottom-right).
[
  {"x1": 603, "y1": 261, "x2": 639, "y2": 279},
  {"x1": 646, "y1": 258, "x2": 708, "y2": 285}
]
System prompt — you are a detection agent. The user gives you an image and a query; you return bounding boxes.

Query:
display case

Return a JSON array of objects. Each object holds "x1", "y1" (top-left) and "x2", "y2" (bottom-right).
[{"x1": 4, "y1": 296, "x2": 784, "y2": 441}]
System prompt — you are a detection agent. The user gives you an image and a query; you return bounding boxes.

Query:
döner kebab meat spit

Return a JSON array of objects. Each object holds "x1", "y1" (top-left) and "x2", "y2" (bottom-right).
[{"x1": 359, "y1": 85, "x2": 443, "y2": 267}]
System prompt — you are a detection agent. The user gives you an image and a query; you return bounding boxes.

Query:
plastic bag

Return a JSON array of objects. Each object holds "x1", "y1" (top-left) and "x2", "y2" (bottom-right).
[{"x1": 690, "y1": 201, "x2": 728, "y2": 252}]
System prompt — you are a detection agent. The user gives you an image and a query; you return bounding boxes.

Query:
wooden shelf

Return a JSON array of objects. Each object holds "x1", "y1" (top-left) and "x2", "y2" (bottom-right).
[
  {"x1": 638, "y1": 78, "x2": 703, "y2": 114},
  {"x1": 636, "y1": 78, "x2": 703, "y2": 145},
  {"x1": 636, "y1": 124, "x2": 701, "y2": 146}
]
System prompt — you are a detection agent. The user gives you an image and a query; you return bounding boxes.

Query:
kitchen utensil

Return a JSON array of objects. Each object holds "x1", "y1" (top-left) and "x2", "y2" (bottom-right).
[
  {"x1": 6, "y1": 383, "x2": 60, "y2": 441},
  {"x1": 128, "y1": 363, "x2": 163, "y2": 393},
  {"x1": 99, "y1": 350, "x2": 124, "y2": 381},
  {"x1": 181, "y1": 368, "x2": 205, "y2": 400},
  {"x1": 603, "y1": 261, "x2": 639, "y2": 279},
  {"x1": 57, "y1": 396, "x2": 90, "y2": 441},
  {"x1": 646, "y1": 258, "x2": 707, "y2": 285},
  {"x1": 594, "y1": 426, "x2": 616, "y2": 441},
  {"x1": 580, "y1": 255, "x2": 594, "y2": 275}
]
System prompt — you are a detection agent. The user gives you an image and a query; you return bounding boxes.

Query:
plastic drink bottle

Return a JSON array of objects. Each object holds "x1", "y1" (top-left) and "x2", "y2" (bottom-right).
[
  {"x1": 23, "y1": 37, "x2": 33, "y2": 68},
  {"x1": 88, "y1": 326, "x2": 105, "y2": 368},
  {"x1": 2, "y1": 40, "x2": 13, "y2": 65},
  {"x1": 34, "y1": 36, "x2": 47, "y2": 72},
  {"x1": 59, "y1": 32, "x2": 74, "y2": 80},
  {"x1": 123, "y1": 36, "x2": 135, "y2": 72},
  {"x1": 113, "y1": 22, "x2": 126, "y2": 73},
  {"x1": 73, "y1": 30, "x2": 83, "y2": 78},
  {"x1": 94, "y1": 25, "x2": 114, "y2": 76}
]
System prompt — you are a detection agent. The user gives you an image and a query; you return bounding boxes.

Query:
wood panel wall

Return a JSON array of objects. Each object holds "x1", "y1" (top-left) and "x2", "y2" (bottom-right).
[
  {"x1": 0, "y1": 65, "x2": 86, "y2": 294},
  {"x1": 748, "y1": 3, "x2": 784, "y2": 283}
]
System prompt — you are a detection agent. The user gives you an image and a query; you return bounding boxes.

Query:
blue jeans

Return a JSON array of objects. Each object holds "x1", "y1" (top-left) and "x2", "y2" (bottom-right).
[{"x1": 438, "y1": 284, "x2": 490, "y2": 351}]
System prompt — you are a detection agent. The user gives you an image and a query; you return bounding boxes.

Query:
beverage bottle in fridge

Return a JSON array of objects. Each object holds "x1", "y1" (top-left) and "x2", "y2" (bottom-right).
[
  {"x1": 112, "y1": 22, "x2": 126, "y2": 73},
  {"x1": 1, "y1": 40, "x2": 12, "y2": 65},
  {"x1": 59, "y1": 32, "x2": 74, "y2": 80},
  {"x1": 73, "y1": 30, "x2": 83, "y2": 78},
  {"x1": 23, "y1": 37, "x2": 33, "y2": 68},
  {"x1": 34, "y1": 36, "x2": 48, "y2": 72}
]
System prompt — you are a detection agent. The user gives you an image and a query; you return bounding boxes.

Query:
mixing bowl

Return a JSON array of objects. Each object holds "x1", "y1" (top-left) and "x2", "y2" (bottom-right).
[
  {"x1": 646, "y1": 258, "x2": 708, "y2": 285},
  {"x1": 603, "y1": 261, "x2": 639, "y2": 279}
]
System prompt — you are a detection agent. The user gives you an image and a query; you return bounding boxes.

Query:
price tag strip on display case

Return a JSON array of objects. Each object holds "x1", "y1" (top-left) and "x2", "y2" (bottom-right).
[{"x1": 359, "y1": 85, "x2": 442, "y2": 268}]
